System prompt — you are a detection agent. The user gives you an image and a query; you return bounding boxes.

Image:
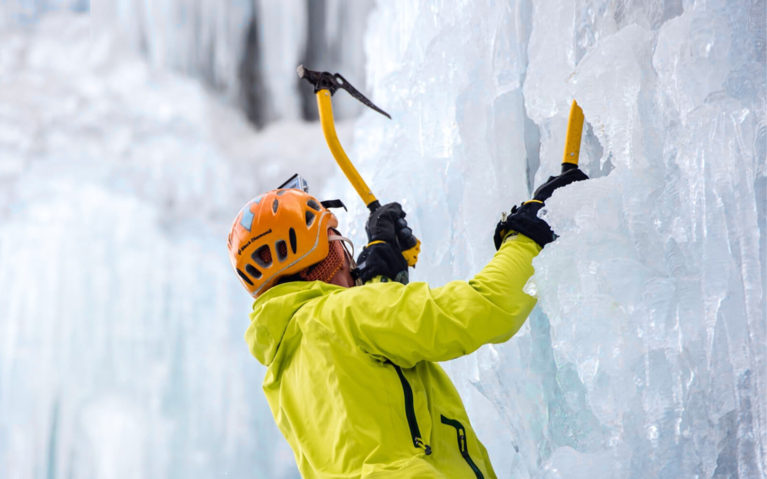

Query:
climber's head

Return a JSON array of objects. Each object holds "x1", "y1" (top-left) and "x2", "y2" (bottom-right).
[{"x1": 227, "y1": 188, "x2": 355, "y2": 297}]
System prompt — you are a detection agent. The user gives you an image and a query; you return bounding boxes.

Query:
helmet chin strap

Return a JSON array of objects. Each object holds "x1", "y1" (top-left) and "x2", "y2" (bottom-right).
[
  {"x1": 328, "y1": 233, "x2": 359, "y2": 286},
  {"x1": 328, "y1": 233, "x2": 356, "y2": 269}
]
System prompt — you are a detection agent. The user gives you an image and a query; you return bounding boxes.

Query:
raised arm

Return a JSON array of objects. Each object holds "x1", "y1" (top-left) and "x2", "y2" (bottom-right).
[{"x1": 317, "y1": 234, "x2": 540, "y2": 367}]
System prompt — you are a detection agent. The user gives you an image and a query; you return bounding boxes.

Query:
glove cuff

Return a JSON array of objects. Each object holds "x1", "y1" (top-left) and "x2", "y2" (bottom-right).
[
  {"x1": 494, "y1": 202, "x2": 555, "y2": 249},
  {"x1": 504, "y1": 214, "x2": 555, "y2": 248},
  {"x1": 354, "y1": 242, "x2": 409, "y2": 284}
]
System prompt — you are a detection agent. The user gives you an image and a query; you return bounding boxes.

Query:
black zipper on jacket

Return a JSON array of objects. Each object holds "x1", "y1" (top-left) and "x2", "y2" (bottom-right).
[
  {"x1": 440, "y1": 415, "x2": 484, "y2": 478},
  {"x1": 386, "y1": 360, "x2": 432, "y2": 455}
]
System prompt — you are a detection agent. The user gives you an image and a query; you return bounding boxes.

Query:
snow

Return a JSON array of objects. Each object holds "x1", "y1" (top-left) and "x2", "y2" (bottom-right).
[{"x1": 1, "y1": 1, "x2": 765, "y2": 478}]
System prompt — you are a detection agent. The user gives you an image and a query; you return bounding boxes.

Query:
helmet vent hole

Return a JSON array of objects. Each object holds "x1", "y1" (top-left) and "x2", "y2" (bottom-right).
[
  {"x1": 237, "y1": 268, "x2": 255, "y2": 285},
  {"x1": 245, "y1": 264, "x2": 262, "y2": 279},
  {"x1": 253, "y1": 245, "x2": 273, "y2": 268},
  {"x1": 307, "y1": 199, "x2": 320, "y2": 211},
  {"x1": 305, "y1": 210, "x2": 316, "y2": 227},
  {"x1": 289, "y1": 228, "x2": 297, "y2": 254},
  {"x1": 272, "y1": 199, "x2": 279, "y2": 213},
  {"x1": 275, "y1": 240, "x2": 288, "y2": 261}
]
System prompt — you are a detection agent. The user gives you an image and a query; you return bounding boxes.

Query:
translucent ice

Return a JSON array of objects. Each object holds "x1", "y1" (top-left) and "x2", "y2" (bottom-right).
[
  {"x1": 0, "y1": 15, "x2": 355, "y2": 478},
  {"x1": 357, "y1": 0, "x2": 766, "y2": 477},
  {"x1": 1, "y1": 0, "x2": 765, "y2": 478}
]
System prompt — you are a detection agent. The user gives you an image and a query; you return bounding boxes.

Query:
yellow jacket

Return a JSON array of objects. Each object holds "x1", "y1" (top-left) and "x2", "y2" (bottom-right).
[{"x1": 245, "y1": 234, "x2": 540, "y2": 478}]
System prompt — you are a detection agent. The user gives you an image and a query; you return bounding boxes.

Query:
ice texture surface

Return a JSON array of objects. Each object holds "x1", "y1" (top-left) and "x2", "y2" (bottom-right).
[
  {"x1": 2, "y1": 0, "x2": 373, "y2": 125},
  {"x1": 88, "y1": 0, "x2": 373, "y2": 124},
  {"x1": 0, "y1": 0, "x2": 765, "y2": 478},
  {"x1": 355, "y1": 0, "x2": 766, "y2": 477},
  {"x1": 0, "y1": 14, "x2": 358, "y2": 478}
]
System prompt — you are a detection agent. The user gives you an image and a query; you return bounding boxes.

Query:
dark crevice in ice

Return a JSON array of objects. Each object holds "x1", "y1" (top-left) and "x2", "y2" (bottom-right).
[
  {"x1": 583, "y1": 122, "x2": 610, "y2": 178},
  {"x1": 523, "y1": 112, "x2": 541, "y2": 194},
  {"x1": 518, "y1": 0, "x2": 541, "y2": 194},
  {"x1": 239, "y1": 13, "x2": 269, "y2": 129},
  {"x1": 46, "y1": 397, "x2": 60, "y2": 479},
  {"x1": 299, "y1": 0, "x2": 335, "y2": 122}
]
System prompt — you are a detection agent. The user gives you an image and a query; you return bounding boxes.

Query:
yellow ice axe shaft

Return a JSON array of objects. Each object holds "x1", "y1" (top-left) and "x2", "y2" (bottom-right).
[
  {"x1": 316, "y1": 90, "x2": 380, "y2": 209},
  {"x1": 520, "y1": 99, "x2": 585, "y2": 208},
  {"x1": 312, "y1": 85, "x2": 421, "y2": 267},
  {"x1": 562, "y1": 99, "x2": 584, "y2": 171}
]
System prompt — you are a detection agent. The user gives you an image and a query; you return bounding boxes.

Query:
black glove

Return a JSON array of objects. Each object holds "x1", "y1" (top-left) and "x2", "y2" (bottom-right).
[
  {"x1": 354, "y1": 203, "x2": 412, "y2": 284},
  {"x1": 532, "y1": 167, "x2": 589, "y2": 202},
  {"x1": 493, "y1": 201, "x2": 555, "y2": 249},
  {"x1": 355, "y1": 243, "x2": 409, "y2": 284},
  {"x1": 364, "y1": 202, "x2": 418, "y2": 252},
  {"x1": 494, "y1": 167, "x2": 589, "y2": 249}
]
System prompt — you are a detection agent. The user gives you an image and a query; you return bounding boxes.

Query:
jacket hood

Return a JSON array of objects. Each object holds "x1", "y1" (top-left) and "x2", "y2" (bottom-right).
[{"x1": 245, "y1": 281, "x2": 340, "y2": 366}]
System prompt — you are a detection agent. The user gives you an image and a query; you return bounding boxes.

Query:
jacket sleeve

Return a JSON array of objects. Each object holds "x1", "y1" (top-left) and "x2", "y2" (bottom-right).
[{"x1": 314, "y1": 234, "x2": 541, "y2": 368}]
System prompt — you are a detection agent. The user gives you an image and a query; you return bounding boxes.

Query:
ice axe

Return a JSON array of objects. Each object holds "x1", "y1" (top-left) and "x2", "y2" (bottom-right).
[
  {"x1": 528, "y1": 99, "x2": 585, "y2": 201},
  {"x1": 297, "y1": 65, "x2": 421, "y2": 267},
  {"x1": 495, "y1": 100, "x2": 587, "y2": 246},
  {"x1": 520, "y1": 100, "x2": 584, "y2": 201},
  {"x1": 562, "y1": 99, "x2": 584, "y2": 172}
]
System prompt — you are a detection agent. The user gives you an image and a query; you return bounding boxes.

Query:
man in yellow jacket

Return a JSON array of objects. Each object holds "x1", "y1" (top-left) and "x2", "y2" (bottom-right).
[{"x1": 227, "y1": 169, "x2": 587, "y2": 478}]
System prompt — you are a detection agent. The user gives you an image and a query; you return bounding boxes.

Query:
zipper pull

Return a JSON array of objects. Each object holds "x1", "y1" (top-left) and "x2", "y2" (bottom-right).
[
  {"x1": 414, "y1": 437, "x2": 432, "y2": 455},
  {"x1": 458, "y1": 429, "x2": 467, "y2": 451}
]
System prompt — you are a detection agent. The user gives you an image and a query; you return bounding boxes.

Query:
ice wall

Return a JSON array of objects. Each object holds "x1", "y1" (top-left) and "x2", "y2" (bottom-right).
[
  {"x1": 1, "y1": 0, "x2": 374, "y2": 127},
  {"x1": 90, "y1": 0, "x2": 374, "y2": 126},
  {"x1": 1, "y1": 1, "x2": 765, "y2": 478},
  {"x1": 0, "y1": 15, "x2": 359, "y2": 478},
  {"x1": 355, "y1": 0, "x2": 766, "y2": 477}
]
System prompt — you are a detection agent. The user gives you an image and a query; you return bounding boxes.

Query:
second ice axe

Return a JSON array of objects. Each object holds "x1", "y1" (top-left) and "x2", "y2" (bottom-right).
[
  {"x1": 562, "y1": 100, "x2": 584, "y2": 172},
  {"x1": 518, "y1": 99, "x2": 586, "y2": 208},
  {"x1": 297, "y1": 65, "x2": 421, "y2": 267}
]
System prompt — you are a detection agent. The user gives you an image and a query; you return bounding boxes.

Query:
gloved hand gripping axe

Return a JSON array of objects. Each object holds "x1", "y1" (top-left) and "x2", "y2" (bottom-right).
[
  {"x1": 494, "y1": 99, "x2": 588, "y2": 248},
  {"x1": 297, "y1": 65, "x2": 421, "y2": 267}
]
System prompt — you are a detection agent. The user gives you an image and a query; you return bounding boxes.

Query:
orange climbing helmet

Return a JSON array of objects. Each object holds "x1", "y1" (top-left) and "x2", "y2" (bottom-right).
[{"x1": 227, "y1": 187, "x2": 339, "y2": 297}]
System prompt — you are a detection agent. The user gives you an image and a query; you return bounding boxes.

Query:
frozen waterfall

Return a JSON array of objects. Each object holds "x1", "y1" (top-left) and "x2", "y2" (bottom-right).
[{"x1": 0, "y1": 0, "x2": 765, "y2": 478}]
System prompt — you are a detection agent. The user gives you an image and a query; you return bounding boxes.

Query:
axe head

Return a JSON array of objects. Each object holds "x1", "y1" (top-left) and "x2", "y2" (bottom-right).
[{"x1": 297, "y1": 65, "x2": 391, "y2": 120}]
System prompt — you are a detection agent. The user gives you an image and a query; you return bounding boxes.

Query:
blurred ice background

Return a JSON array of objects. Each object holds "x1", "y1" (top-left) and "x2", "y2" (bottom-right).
[{"x1": 0, "y1": 1, "x2": 764, "y2": 478}]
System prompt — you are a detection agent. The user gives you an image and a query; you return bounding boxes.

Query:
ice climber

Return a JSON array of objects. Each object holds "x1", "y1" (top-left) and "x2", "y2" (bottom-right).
[{"x1": 227, "y1": 168, "x2": 588, "y2": 478}]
